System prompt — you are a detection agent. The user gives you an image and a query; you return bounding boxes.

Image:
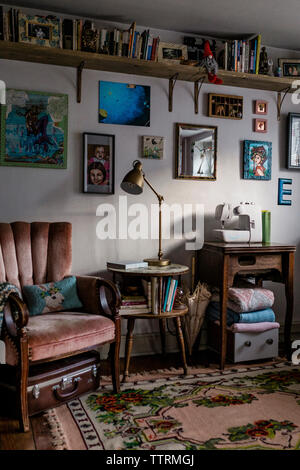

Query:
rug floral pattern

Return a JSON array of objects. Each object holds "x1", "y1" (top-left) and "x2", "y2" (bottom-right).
[{"x1": 67, "y1": 363, "x2": 300, "y2": 450}]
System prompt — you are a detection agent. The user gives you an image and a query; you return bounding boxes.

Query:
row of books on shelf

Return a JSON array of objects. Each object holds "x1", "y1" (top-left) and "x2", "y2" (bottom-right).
[
  {"x1": 223, "y1": 35, "x2": 262, "y2": 74},
  {"x1": 0, "y1": 6, "x2": 160, "y2": 61},
  {"x1": 120, "y1": 277, "x2": 178, "y2": 315}
]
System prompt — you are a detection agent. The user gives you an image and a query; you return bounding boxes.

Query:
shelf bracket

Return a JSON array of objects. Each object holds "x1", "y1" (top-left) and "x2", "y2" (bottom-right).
[
  {"x1": 168, "y1": 73, "x2": 179, "y2": 112},
  {"x1": 277, "y1": 86, "x2": 290, "y2": 121},
  {"x1": 194, "y1": 77, "x2": 205, "y2": 114},
  {"x1": 77, "y1": 61, "x2": 85, "y2": 103}
]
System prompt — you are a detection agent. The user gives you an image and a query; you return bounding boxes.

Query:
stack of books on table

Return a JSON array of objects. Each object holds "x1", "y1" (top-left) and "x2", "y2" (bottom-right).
[{"x1": 120, "y1": 295, "x2": 151, "y2": 315}]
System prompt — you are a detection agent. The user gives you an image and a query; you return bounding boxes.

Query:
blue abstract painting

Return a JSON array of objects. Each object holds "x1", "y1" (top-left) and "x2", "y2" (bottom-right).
[
  {"x1": 99, "y1": 81, "x2": 150, "y2": 126},
  {"x1": 0, "y1": 89, "x2": 68, "y2": 168}
]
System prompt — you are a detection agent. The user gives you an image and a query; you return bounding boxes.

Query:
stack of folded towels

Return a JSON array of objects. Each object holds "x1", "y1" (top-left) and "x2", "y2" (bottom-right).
[{"x1": 206, "y1": 284, "x2": 280, "y2": 333}]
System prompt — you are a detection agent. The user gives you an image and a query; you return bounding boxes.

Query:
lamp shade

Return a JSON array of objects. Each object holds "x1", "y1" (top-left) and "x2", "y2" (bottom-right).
[{"x1": 121, "y1": 160, "x2": 144, "y2": 195}]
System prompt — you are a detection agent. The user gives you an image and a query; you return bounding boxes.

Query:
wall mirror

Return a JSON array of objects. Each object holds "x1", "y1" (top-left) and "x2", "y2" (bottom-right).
[{"x1": 175, "y1": 123, "x2": 217, "y2": 180}]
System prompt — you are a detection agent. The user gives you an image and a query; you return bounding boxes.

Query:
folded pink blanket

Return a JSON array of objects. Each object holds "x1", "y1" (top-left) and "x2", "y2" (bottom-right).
[
  {"x1": 228, "y1": 287, "x2": 274, "y2": 313},
  {"x1": 230, "y1": 322, "x2": 280, "y2": 333}
]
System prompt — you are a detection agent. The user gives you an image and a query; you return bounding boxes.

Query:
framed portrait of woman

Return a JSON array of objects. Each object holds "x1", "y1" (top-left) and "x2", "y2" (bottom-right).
[{"x1": 83, "y1": 132, "x2": 115, "y2": 194}]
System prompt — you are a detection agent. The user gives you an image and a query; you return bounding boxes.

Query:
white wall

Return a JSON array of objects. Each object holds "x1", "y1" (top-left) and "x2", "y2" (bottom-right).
[{"x1": 1, "y1": 25, "x2": 300, "y2": 356}]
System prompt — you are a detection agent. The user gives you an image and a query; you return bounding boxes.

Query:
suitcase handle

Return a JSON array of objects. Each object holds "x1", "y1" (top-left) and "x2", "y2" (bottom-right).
[{"x1": 53, "y1": 377, "x2": 81, "y2": 401}]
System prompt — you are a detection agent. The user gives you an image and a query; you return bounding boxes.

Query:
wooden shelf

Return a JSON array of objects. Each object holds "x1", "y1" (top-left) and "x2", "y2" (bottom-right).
[
  {"x1": 0, "y1": 41, "x2": 295, "y2": 92},
  {"x1": 0, "y1": 41, "x2": 295, "y2": 115}
]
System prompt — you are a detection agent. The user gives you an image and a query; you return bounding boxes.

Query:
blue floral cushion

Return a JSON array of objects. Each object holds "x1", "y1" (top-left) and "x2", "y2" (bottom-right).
[{"x1": 23, "y1": 276, "x2": 83, "y2": 316}]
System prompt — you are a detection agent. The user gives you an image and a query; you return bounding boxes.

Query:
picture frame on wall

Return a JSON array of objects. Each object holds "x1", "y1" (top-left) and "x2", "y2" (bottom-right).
[
  {"x1": 287, "y1": 112, "x2": 300, "y2": 169},
  {"x1": 254, "y1": 100, "x2": 268, "y2": 115},
  {"x1": 83, "y1": 132, "x2": 115, "y2": 194},
  {"x1": 142, "y1": 136, "x2": 165, "y2": 159},
  {"x1": 175, "y1": 123, "x2": 217, "y2": 180},
  {"x1": 99, "y1": 80, "x2": 150, "y2": 126},
  {"x1": 0, "y1": 89, "x2": 68, "y2": 169},
  {"x1": 254, "y1": 118, "x2": 268, "y2": 133},
  {"x1": 243, "y1": 140, "x2": 272, "y2": 180}
]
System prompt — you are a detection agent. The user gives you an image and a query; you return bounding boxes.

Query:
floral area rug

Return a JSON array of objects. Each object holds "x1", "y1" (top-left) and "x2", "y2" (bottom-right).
[{"x1": 52, "y1": 362, "x2": 300, "y2": 450}]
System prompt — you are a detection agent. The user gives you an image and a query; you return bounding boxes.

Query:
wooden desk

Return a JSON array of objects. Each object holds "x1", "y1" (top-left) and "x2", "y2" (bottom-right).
[
  {"x1": 108, "y1": 264, "x2": 189, "y2": 381},
  {"x1": 196, "y1": 242, "x2": 296, "y2": 369}
]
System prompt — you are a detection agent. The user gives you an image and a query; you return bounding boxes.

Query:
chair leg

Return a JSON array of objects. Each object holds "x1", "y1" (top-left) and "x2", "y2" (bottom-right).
[
  {"x1": 18, "y1": 337, "x2": 30, "y2": 432},
  {"x1": 110, "y1": 340, "x2": 120, "y2": 394}
]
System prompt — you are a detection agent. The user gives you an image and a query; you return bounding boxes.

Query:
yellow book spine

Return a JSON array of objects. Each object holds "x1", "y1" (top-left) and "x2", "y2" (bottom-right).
[{"x1": 255, "y1": 34, "x2": 261, "y2": 74}]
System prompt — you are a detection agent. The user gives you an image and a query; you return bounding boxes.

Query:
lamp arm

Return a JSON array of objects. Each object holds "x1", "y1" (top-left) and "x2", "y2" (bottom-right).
[
  {"x1": 143, "y1": 176, "x2": 164, "y2": 202},
  {"x1": 143, "y1": 175, "x2": 164, "y2": 260}
]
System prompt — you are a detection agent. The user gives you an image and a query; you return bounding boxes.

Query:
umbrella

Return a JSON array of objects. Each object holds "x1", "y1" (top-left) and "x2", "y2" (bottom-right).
[{"x1": 183, "y1": 281, "x2": 212, "y2": 356}]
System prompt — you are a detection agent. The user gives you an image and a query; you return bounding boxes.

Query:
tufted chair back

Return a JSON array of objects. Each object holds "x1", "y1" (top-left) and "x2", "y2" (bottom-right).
[{"x1": 0, "y1": 222, "x2": 72, "y2": 291}]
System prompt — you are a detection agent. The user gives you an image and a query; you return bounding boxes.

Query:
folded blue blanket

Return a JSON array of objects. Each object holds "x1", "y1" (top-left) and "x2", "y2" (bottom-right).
[{"x1": 206, "y1": 301, "x2": 275, "y2": 326}]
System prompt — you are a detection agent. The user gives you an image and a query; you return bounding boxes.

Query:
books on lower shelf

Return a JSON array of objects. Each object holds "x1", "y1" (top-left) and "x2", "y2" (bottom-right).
[{"x1": 120, "y1": 294, "x2": 151, "y2": 315}]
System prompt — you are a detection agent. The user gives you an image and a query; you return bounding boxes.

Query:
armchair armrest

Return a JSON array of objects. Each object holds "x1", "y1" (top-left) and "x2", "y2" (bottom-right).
[
  {"x1": 3, "y1": 292, "x2": 29, "y2": 337},
  {"x1": 76, "y1": 275, "x2": 121, "y2": 318}
]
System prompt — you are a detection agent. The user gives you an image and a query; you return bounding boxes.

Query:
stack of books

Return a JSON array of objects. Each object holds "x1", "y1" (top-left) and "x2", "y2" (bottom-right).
[
  {"x1": 162, "y1": 277, "x2": 178, "y2": 313},
  {"x1": 223, "y1": 35, "x2": 262, "y2": 74},
  {"x1": 120, "y1": 294, "x2": 151, "y2": 315}
]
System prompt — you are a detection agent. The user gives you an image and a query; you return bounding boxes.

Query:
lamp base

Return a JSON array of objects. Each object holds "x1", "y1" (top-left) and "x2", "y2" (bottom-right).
[{"x1": 144, "y1": 258, "x2": 171, "y2": 267}]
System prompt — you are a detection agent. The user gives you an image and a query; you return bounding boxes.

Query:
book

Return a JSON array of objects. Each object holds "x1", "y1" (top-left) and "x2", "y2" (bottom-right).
[
  {"x1": 120, "y1": 306, "x2": 151, "y2": 315},
  {"x1": 255, "y1": 34, "x2": 261, "y2": 74},
  {"x1": 163, "y1": 277, "x2": 171, "y2": 312},
  {"x1": 107, "y1": 261, "x2": 148, "y2": 269},
  {"x1": 169, "y1": 280, "x2": 178, "y2": 311},
  {"x1": 62, "y1": 19, "x2": 73, "y2": 50},
  {"x1": 151, "y1": 277, "x2": 158, "y2": 314},
  {"x1": 166, "y1": 279, "x2": 176, "y2": 311},
  {"x1": 0, "y1": 7, "x2": 3, "y2": 41}
]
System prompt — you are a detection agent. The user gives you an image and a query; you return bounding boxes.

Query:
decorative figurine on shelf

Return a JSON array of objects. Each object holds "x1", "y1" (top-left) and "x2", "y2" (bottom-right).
[
  {"x1": 259, "y1": 47, "x2": 269, "y2": 75},
  {"x1": 275, "y1": 66, "x2": 283, "y2": 77},
  {"x1": 267, "y1": 58, "x2": 274, "y2": 76},
  {"x1": 81, "y1": 20, "x2": 99, "y2": 53},
  {"x1": 199, "y1": 40, "x2": 223, "y2": 84},
  {"x1": 173, "y1": 286, "x2": 187, "y2": 310}
]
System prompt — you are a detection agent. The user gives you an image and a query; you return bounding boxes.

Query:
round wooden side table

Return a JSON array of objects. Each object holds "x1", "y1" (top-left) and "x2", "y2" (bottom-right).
[{"x1": 108, "y1": 264, "x2": 189, "y2": 382}]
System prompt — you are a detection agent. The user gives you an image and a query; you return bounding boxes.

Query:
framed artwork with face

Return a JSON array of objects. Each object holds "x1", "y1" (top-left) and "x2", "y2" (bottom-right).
[
  {"x1": 83, "y1": 132, "x2": 115, "y2": 194},
  {"x1": 243, "y1": 140, "x2": 272, "y2": 180}
]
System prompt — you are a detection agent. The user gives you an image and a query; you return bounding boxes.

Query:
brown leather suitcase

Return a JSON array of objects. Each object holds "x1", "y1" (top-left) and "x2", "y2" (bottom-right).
[{"x1": 27, "y1": 350, "x2": 100, "y2": 415}]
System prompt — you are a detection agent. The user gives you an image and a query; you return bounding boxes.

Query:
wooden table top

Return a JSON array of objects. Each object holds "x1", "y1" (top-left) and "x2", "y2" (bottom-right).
[
  {"x1": 202, "y1": 241, "x2": 296, "y2": 253},
  {"x1": 108, "y1": 263, "x2": 189, "y2": 277}
]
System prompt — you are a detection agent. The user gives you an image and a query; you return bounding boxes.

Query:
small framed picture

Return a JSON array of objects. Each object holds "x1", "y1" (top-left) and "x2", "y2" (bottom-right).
[
  {"x1": 255, "y1": 100, "x2": 268, "y2": 115},
  {"x1": 287, "y1": 113, "x2": 300, "y2": 169},
  {"x1": 83, "y1": 133, "x2": 115, "y2": 194},
  {"x1": 157, "y1": 42, "x2": 188, "y2": 64},
  {"x1": 254, "y1": 118, "x2": 268, "y2": 133},
  {"x1": 142, "y1": 136, "x2": 165, "y2": 159},
  {"x1": 18, "y1": 12, "x2": 60, "y2": 48},
  {"x1": 243, "y1": 140, "x2": 272, "y2": 180},
  {"x1": 278, "y1": 59, "x2": 300, "y2": 77}
]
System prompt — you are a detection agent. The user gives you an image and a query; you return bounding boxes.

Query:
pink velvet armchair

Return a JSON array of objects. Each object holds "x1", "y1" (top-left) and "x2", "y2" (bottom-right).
[{"x1": 0, "y1": 221, "x2": 121, "y2": 432}]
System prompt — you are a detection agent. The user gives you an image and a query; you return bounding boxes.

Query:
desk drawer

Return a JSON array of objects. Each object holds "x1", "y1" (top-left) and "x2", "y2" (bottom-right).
[{"x1": 208, "y1": 322, "x2": 278, "y2": 363}]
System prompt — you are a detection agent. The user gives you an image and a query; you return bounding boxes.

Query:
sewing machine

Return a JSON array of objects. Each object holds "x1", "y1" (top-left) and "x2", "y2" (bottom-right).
[{"x1": 213, "y1": 202, "x2": 262, "y2": 243}]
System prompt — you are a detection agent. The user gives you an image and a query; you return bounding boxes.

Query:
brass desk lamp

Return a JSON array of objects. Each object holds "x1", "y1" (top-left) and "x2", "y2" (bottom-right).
[{"x1": 121, "y1": 160, "x2": 170, "y2": 267}]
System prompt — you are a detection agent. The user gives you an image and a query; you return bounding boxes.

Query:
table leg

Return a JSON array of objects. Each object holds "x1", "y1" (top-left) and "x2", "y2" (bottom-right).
[
  {"x1": 159, "y1": 319, "x2": 167, "y2": 356},
  {"x1": 174, "y1": 317, "x2": 188, "y2": 375},
  {"x1": 220, "y1": 255, "x2": 229, "y2": 370},
  {"x1": 122, "y1": 317, "x2": 135, "y2": 383},
  {"x1": 284, "y1": 252, "x2": 294, "y2": 360}
]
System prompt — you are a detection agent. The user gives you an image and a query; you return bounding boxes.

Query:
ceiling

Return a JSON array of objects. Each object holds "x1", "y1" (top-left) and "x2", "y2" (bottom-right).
[{"x1": 4, "y1": 0, "x2": 300, "y2": 50}]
